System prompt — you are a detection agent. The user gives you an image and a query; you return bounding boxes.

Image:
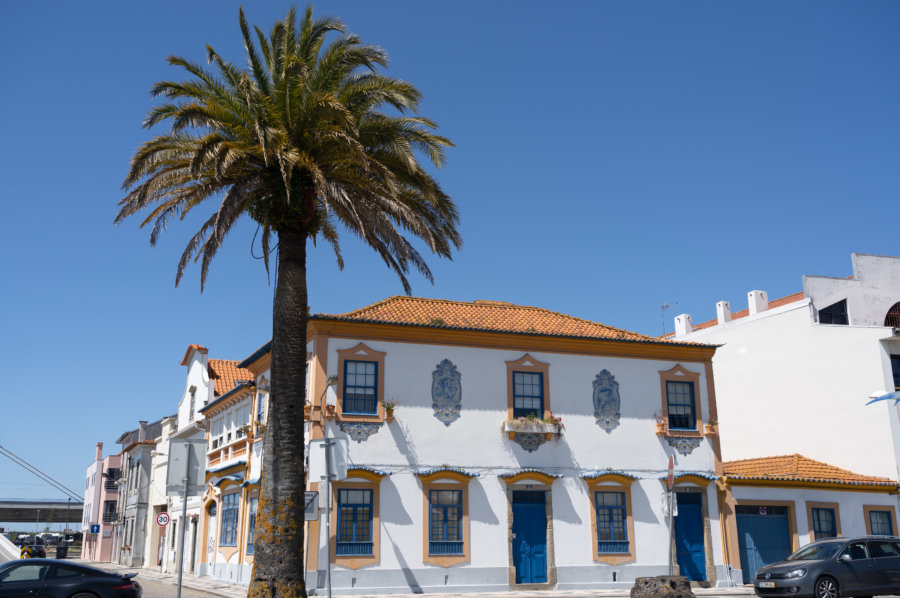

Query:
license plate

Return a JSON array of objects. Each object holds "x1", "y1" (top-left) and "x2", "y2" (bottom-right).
[{"x1": 758, "y1": 581, "x2": 776, "y2": 588}]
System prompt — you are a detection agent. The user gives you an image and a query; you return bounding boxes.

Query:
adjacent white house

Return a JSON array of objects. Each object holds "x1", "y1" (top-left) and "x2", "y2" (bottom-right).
[
  {"x1": 116, "y1": 419, "x2": 166, "y2": 566},
  {"x1": 670, "y1": 253, "x2": 900, "y2": 481}
]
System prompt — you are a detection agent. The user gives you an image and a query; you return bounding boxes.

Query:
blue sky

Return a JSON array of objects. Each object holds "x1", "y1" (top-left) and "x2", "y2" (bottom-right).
[{"x1": 1, "y1": 1, "x2": 898, "y2": 516}]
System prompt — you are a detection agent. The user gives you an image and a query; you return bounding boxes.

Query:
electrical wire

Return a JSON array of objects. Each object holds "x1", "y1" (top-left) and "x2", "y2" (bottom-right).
[{"x1": 0, "y1": 444, "x2": 82, "y2": 502}]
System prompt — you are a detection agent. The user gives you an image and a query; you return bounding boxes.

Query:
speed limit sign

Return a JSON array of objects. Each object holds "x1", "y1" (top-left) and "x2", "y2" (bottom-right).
[{"x1": 157, "y1": 512, "x2": 170, "y2": 527}]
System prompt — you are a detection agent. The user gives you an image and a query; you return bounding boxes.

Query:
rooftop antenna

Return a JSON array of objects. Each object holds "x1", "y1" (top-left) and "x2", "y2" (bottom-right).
[{"x1": 661, "y1": 302, "x2": 677, "y2": 335}]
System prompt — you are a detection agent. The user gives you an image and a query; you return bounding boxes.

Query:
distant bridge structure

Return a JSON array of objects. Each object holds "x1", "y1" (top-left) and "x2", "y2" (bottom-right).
[{"x1": 0, "y1": 499, "x2": 84, "y2": 524}]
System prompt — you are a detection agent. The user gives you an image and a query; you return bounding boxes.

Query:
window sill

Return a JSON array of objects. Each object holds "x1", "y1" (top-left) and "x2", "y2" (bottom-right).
[{"x1": 662, "y1": 429, "x2": 702, "y2": 438}]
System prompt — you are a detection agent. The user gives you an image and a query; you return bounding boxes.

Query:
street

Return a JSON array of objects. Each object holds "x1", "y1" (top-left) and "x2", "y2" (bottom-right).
[{"x1": 138, "y1": 578, "x2": 223, "y2": 598}]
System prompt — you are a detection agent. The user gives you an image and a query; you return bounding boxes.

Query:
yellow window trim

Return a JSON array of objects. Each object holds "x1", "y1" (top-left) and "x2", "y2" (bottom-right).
[
  {"x1": 583, "y1": 477, "x2": 636, "y2": 565},
  {"x1": 658, "y1": 364, "x2": 703, "y2": 436},
  {"x1": 330, "y1": 480, "x2": 380, "y2": 570},
  {"x1": 335, "y1": 343, "x2": 387, "y2": 424},
  {"x1": 421, "y1": 479, "x2": 472, "y2": 567}
]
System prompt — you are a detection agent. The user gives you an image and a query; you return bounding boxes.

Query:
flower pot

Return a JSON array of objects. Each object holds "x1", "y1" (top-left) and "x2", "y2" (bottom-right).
[
  {"x1": 704, "y1": 424, "x2": 717, "y2": 437},
  {"x1": 656, "y1": 422, "x2": 667, "y2": 436},
  {"x1": 325, "y1": 405, "x2": 336, "y2": 419},
  {"x1": 304, "y1": 405, "x2": 311, "y2": 420},
  {"x1": 385, "y1": 409, "x2": 394, "y2": 423}
]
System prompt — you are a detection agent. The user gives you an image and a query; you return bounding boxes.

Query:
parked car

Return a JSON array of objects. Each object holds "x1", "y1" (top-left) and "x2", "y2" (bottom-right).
[
  {"x1": 754, "y1": 536, "x2": 900, "y2": 598},
  {"x1": 0, "y1": 559, "x2": 141, "y2": 597}
]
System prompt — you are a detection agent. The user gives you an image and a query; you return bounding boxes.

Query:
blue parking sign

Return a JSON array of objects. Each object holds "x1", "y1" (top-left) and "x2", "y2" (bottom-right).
[{"x1": 90, "y1": 524, "x2": 100, "y2": 534}]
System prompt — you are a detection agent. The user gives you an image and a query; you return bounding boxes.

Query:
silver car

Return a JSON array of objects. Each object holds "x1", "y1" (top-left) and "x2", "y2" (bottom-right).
[{"x1": 754, "y1": 536, "x2": 900, "y2": 598}]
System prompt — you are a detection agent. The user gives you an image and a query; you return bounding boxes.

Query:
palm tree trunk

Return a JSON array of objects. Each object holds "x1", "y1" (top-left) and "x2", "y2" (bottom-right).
[{"x1": 250, "y1": 226, "x2": 308, "y2": 598}]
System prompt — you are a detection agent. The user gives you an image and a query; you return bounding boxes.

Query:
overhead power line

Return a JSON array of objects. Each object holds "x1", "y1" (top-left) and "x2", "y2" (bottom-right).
[{"x1": 0, "y1": 444, "x2": 82, "y2": 502}]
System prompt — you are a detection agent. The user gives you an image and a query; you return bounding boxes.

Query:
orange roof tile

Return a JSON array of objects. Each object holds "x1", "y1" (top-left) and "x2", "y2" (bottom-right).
[
  {"x1": 180, "y1": 344, "x2": 208, "y2": 366},
  {"x1": 661, "y1": 292, "x2": 806, "y2": 338},
  {"x1": 207, "y1": 359, "x2": 254, "y2": 396},
  {"x1": 723, "y1": 454, "x2": 897, "y2": 487},
  {"x1": 315, "y1": 296, "x2": 702, "y2": 345}
]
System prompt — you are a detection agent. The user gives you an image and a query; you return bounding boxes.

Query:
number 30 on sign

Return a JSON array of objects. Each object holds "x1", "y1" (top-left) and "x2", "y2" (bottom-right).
[{"x1": 157, "y1": 512, "x2": 170, "y2": 527}]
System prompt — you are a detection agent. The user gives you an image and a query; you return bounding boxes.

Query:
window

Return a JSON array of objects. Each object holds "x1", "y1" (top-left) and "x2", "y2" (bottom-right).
[
  {"x1": 512, "y1": 372, "x2": 544, "y2": 418},
  {"x1": 891, "y1": 356, "x2": 900, "y2": 391},
  {"x1": 170, "y1": 518, "x2": 177, "y2": 548},
  {"x1": 818, "y1": 299, "x2": 849, "y2": 325},
  {"x1": 595, "y1": 492, "x2": 628, "y2": 553},
  {"x1": 189, "y1": 386, "x2": 196, "y2": 421},
  {"x1": 505, "y1": 354, "x2": 551, "y2": 422},
  {"x1": 666, "y1": 381, "x2": 696, "y2": 430},
  {"x1": 868, "y1": 539, "x2": 898, "y2": 558},
  {"x1": 337, "y1": 489, "x2": 373, "y2": 555},
  {"x1": 219, "y1": 493, "x2": 239, "y2": 546},
  {"x1": 343, "y1": 361, "x2": 378, "y2": 414},
  {"x1": 658, "y1": 365, "x2": 703, "y2": 434},
  {"x1": 870, "y1": 511, "x2": 893, "y2": 536},
  {"x1": 865, "y1": 506, "x2": 897, "y2": 536},
  {"x1": 839, "y1": 541, "x2": 869, "y2": 560},
  {"x1": 812, "y1": 508, "x2": 836, "y2": 540},
  {"x1": 247, "y1": 497, "x2": 258, "y2": 555},
  {"x1": 429, "y1": 490, "x2": 463, "y2": 555},
  {"x1": 885, "y1": 302, "x2": 900, "y2": 328},
  {"x1": 256, "y1": 392, "x2": 267, "y2": 423},
  {"x1": 336, "y1": 343, "x2": 387, "y2": 422},
  {"x1": 583, "y1": 474, "x2": 636, "y2": 564},
  {"x1": 0, "y1": 564, "x2": 48, "y2": 583}
]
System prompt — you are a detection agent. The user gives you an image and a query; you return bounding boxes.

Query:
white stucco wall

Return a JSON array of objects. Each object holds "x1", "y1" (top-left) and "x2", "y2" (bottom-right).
[
  {"x1": 803, "y1": 254, "x2": 900, "y2": 326},
  {"x1": 682, "y1": 303, "x2": 900, "y2": 479}
]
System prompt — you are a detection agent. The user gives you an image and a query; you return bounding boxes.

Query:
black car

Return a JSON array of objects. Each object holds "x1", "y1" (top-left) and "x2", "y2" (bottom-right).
[
  {"x1": 0, "y1": 559, "x2": 141, "y2": 598},
  {"x1": 754, "y1": 536, "x2": 900, "y2": 598}
]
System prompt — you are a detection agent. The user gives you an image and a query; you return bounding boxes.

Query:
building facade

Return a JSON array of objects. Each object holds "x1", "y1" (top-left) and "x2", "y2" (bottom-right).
[
  {"x1": 670, "y1": 253, "x2": 900, "y2": 480},
  {"x1": 81, "y1": 442, "x2": 121, "y2": 562},
  {"x1": 221, "y1": 297, "x2": 734, "y2": 592},
  {"x1": 115, "y1": 419, "x2": 165, "y2": 567}
]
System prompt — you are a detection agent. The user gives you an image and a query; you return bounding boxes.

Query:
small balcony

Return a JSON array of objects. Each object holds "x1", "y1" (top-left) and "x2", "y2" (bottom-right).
[
  {"x1": 105, "y1": 480, "x2": 118, "y2": 490},
  {"x1": 102, "y1": 513, "x2": 118, "y2": 523}
]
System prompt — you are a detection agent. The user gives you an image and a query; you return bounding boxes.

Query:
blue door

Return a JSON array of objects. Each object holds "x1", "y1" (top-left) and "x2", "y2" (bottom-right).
[
  {"x1": 512, "y1": 491, "x2": 547, "y2": 584},
  {"x1": 674, "y1": 492, "x2": 706, "y2": 581},
  {"x1": 736, "y1": 506, "x2": 792, "y2": 584}
]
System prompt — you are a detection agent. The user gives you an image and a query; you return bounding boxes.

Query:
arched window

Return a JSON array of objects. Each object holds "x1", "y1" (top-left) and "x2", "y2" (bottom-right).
[{"x1": 884, "y1": 302, "x2": 900, "y2": 328}]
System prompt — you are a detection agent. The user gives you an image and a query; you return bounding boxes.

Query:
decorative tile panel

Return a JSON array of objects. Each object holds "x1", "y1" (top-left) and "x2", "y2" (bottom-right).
[
  {"x1": 512, "y1": 432, "x2": 547, "y2": 453},
  {"x1": 666, "y1": 435, "x2": 702, "y2": 456},
  {"x1": 339, "y1": 422, "x2": 382, "y2": 443},
  {"x1": 432, "y1": 359, "x2": 462, "y2": 426},
  {"x1": 593, "y1": 369, "x2": 621, "y2": 433}
]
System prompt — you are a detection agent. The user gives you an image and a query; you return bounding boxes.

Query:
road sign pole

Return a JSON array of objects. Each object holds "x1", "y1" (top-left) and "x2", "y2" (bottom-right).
[
  {"x1": 176, "y1": 446, "x2": 190, "y2": 598},
  {"x1": 323, "y1": 432, "x2": 334, "y2": 598},
  {"x1": 667, "y1": 454, "x2": 675, "y2": 576}
]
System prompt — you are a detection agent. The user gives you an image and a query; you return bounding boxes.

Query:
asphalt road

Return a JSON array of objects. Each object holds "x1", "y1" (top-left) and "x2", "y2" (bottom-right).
[{"x1": 139, "y1": 577, "x2": 224, "y2": 598}]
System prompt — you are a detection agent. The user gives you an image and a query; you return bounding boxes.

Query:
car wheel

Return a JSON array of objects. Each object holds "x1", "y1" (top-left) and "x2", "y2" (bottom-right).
[{"x1": 814, "y1": 576, "x2": 839, "y2": 598}]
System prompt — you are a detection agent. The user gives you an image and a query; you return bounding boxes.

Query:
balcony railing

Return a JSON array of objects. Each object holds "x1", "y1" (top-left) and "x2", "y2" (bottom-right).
[
  {"x1": 102, "y1": 513, "x2": 118, "y2": 523},
  {"x1": 105, "y1": 480, "x2": 118, "y2": 490}
]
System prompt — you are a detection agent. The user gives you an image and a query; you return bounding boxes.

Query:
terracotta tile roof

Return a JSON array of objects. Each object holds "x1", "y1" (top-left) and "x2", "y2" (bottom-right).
[
  {"x1": 723, "y1": 454, "x2": 897, "y2": 487},
  {"x1": 661, "y1": 291, "x2": 806, "y2": 338},
  {"x1": 314, "y1": 296, "x2": 703, "y2": 345},
  {"x1": 180, "y1": 344, "x2": 208, "y2": 366},
  {"x1": 207, "y1": 359, "x2": 254, "y2": 396}
]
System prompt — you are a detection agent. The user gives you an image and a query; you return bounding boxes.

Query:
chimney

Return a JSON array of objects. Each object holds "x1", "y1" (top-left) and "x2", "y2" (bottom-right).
[
  {"x1": 95, "y1": 442, "x2": 103, "y2": 460},
  {"x1": 138, "y1": 421, "x2": 148, "y2": 441},
  {"x1": 748, "y1": 290, "x2": 769, "y2": 315},
  {"x1": 716, "y1": 301, "x2": 732, "y2": 324},
  {"x1": 674, "y1": 313, "x2": 693, "y2": 338}
]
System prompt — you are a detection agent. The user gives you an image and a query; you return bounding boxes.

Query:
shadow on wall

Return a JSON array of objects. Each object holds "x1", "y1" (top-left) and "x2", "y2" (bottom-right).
[
  {"x1": 384, "y1": 526, "x2": 423, "y2": 593},
  {"x1": 549, "y1": 477, "x2": 583, "y2": 526},
  {"x1": 379, "y1": 477, "x2": 414, "y2": 526},
  {"x1": 468, "y1": 479, "x2": 500, "y2": 525},
  {"x1": 632, "y1": 481, "x2": 663, "y2": 526},
  {"x1": 388, "y1": 420, "x2": 421, "y2": 468}
]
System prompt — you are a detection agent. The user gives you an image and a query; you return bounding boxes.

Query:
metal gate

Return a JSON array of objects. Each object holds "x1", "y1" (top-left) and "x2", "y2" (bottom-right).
[{"x1": 736, "y1": 505, "x2": 791, "y2": 584}]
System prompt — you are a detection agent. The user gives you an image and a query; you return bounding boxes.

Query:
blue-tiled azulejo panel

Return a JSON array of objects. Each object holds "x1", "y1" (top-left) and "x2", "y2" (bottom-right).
[{"x1": 432, "y1": 359, "x2": 462, "y2": 426}]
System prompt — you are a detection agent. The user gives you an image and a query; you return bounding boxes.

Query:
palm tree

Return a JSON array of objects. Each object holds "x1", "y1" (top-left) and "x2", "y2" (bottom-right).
[{"x1": 116, "y1": 6, "x2": 460, "y2": 596}]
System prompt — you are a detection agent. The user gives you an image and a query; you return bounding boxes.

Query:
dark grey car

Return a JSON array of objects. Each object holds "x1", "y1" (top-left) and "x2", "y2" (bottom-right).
[{"x1": 754, "y1": 536, "x2": 900, "y2": 598}]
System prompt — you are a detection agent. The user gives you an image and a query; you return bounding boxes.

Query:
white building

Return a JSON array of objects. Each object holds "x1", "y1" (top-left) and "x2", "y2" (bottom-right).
[
  {"x1": 241, "y1": 296, "x2": 733, "y2": 592},
  {"x1": 116, "y1": 419, "x2": 166, "y2": 566},
  {"x1": 671, "y1": 253, "x2": 900, "y2": 480}
]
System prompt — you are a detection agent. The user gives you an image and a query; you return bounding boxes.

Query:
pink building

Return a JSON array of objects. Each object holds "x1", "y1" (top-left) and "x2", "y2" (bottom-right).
[{"x1": 81, "y1": 442, "x2": 121, "y2": 562}]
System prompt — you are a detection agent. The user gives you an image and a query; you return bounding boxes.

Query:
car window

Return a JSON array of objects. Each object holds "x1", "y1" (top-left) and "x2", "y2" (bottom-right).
[
  {"x1": 789, "y1": 540, "x2": 843, "y2": 560},
  {"x1": 868, "y1": 540, "x2": 899, "y2": 558},
  {"x1": 0, "y1": 564, "x2": 48, "y2": 582},
  {"x1": 840, "y1": 541, "x2": 870, "y2": 560},
  {"x1": 48, "y1": 565, "x2": 82, "y2": 579}
]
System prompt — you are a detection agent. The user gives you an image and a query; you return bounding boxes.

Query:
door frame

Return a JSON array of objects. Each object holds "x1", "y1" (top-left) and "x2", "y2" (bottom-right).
[
  {"x1": 734, "y1": 501, "x2": 798, "y2": 584},
  {"x1": 506, "y1": 483, "x2": 556, "y2": 588}
]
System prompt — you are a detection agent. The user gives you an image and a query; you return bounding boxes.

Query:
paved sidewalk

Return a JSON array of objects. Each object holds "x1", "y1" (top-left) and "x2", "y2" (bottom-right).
[{"x1": 69, "y1": 560, "x2": 756, "y2": 598}]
